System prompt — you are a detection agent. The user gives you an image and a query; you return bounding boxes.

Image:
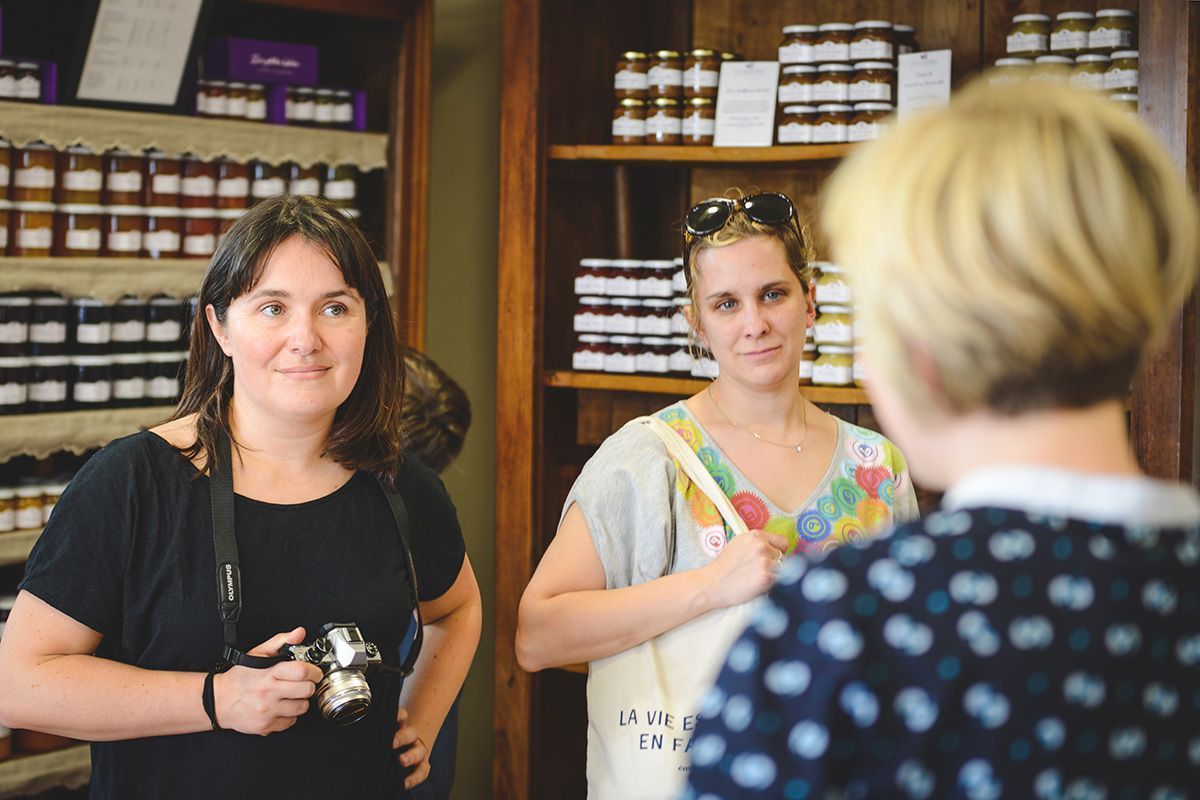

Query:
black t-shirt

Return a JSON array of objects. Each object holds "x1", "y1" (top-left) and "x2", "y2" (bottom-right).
[{"x1": 19, "y1": 431, "x2": 466, "y2": 800}]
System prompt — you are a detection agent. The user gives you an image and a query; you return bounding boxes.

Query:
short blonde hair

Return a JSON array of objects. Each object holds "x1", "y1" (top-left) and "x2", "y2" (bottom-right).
[{"x1": 824, "y1": 77, "x2": 1200, "y2": 414}]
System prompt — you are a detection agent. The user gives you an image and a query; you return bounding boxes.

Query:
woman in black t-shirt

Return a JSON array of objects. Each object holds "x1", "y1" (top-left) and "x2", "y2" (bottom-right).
[{"x1": 0, "y1": 196, "x2": 482, "y2": 798}]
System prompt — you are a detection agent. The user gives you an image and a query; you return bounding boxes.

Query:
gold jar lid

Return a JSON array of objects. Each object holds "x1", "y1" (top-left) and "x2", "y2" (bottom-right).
[
  {"x1": 654, "y1": 49, "x2": 682, "y2": 59},
  {"x1": 686, "y1": 97, "x2": 715, "y2": 108},
  {"x1": 617, "y1": 97, "x2": 646, "y2": 108},
  {"x1": 689, "y1": 48, "x2": 718, "y2": 57},
  {"x1": 619, "y1": 51, "x2": 648, "y2": 60},
  {"x1": 652, "y1": 97, "x2": 681, "y2": 108}
]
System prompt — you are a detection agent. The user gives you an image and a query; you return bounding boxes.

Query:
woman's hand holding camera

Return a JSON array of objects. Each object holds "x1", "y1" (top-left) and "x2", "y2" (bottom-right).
[
  {"x1": 214, "y1": 627, "x2": 323, "y2": 736},
  {"x1": 699, "y1": 530, "x2": 789, "y2": 609},
  {"x1": 393, "y1": 707, "x2": 431, "y2": 789}
]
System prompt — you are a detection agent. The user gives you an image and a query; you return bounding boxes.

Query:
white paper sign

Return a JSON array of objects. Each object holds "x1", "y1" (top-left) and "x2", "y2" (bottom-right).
[
  {"x1": 77, "y1": 0, "x2": 205, "y2": 105},
  {"x1": 713, "y1": 61, "x2": 780, "y2": 147},
  {"x1": 898, "y1": 50, "x2": 952, "y2": 118}
]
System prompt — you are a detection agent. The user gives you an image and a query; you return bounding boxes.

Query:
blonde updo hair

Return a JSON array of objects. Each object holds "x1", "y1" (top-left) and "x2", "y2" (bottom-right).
[{"x1": 824, "y1": 77, "x2": 1200, "y2": 415}]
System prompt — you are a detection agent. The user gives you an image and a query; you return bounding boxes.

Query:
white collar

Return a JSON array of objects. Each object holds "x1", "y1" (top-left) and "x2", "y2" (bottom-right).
[{"x1": 942, "y1": 465, "x2": 1200, "y2": 528}]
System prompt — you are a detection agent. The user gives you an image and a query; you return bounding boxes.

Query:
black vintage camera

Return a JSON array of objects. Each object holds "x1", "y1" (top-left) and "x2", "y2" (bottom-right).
[{"x1": 279, "y1": 622, "x2": 383, "y2": 726}]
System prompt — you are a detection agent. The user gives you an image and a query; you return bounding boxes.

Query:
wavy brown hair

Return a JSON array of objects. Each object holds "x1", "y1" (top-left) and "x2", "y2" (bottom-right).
[
  {"x1": 401, "y1": 350, "x2": 471, "y2": 474},
  {"x1": 173, "y1": 194, "x2": 405, "y2": 482}
]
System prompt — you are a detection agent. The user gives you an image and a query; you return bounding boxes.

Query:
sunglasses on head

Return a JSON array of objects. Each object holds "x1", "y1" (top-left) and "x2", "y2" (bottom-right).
[{"x1": 684, "y1": 192, "x2": 799, "y2": 239}]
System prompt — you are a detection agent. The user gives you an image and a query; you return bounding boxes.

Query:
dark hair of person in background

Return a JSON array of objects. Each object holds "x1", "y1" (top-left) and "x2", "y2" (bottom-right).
[
  {"x1": 401, "y1": 350, "x2": 472, "y2": 474},
  {"x1": 172, "y1": 194, "x2": 406, "y2": 481}
]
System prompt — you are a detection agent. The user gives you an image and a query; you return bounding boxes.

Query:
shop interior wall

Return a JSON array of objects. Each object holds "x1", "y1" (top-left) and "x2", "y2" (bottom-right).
[{"x1": 428, "y1": 0, "x2": 501, "y2": 797}]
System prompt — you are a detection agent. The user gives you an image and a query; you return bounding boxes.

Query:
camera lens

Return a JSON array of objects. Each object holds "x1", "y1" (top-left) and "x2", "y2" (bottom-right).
[{"x1": 316, "y1": 669, "x2": 373, "y2": 726}]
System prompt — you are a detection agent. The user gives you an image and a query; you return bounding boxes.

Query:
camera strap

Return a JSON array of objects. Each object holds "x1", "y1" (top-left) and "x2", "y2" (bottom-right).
[{"x1": 209, "y1": 432, "x2": 424, "y2": 676}]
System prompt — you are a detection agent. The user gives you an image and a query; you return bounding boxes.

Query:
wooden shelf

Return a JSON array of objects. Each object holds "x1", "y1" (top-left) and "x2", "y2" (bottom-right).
[
  {"x1": 547, "y1": 143, "x2": 853, "y2": 164},
  {"x1": 0, "y1": 744, "x2": 90, "y2": 799},
  {"x1": 544, "y1": 370, "x2": 871, "y2": 405},
  {"x1": 0, "y1": 528, "x2": 42, "y2": 568},
  {"x1": 0, "y1": 406, "x2": 175, "y2": 463}
]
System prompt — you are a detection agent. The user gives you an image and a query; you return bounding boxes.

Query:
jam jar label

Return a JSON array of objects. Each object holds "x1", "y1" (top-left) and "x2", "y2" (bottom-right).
[
  {"x1": 799, "y1": 359, "x2": 814, "y2": 381},
  {"x1": 107, "y1": 171, "x2": 143, "y2": 193},
  {"x1": 1007, "y1": 32, "x2": 1048, "y2": 54},
  {"x1": 612, "y1": 116, "x2": 646, "y2": 139},
  {"x1": 16, "y1": 75, "x2": 40, "y2": 99},
  {"x1": 152, "y1": 174, "x2": 182, "y2": 194},
  {"x1": 114, "y1": 376, "x2": 146, "y2": 400},
  {"x1": 812, "y1": 82, "x2": 849, "y2": 103},
  {"x1": 182, "y1": 175, "x2": 216, "y2": 196},
  {"x1": 324, "y1": 179, "x2": 356, "y2": 200},
  {"x1": 76, "y1": 321, "x2": 112, "y2": 344},
  {"x1": 1050, "y1": 30, "x2": 1089, "y2": 52},
  {"x1": 208, "y1": 95, "x2": 230, "y2": 115},
  {"x1": 646, "y1": 111, "x2": 682, "y2": 137},
  {"x1": 636, "y1": 315, "x2": 672, "y2": 336},
  {"x1": 572, "y1": 350, "x2": 606, "y2": 371},
  {"x1": 779, "y1": 83, "x2": 812, "y2": 104},
  {"x1": 668, "y1": 349, "x2": 692, "y2": 373},
  {"x1": 606, "y1": 276, "x2": 639, "y2": 296},
  {"x1": 0, "y1": 227, "x2": 8, "y2": 249},
  {"x1": 112, "y1": 319, "x2": 147, "y2": 342},
  {"x1": 63, "y1": 169, "x2": 103, "y2": 191},
  {"x1": 638, "y1": 278, "x2": 674, "y2": 299},
  {"x1": 850, "y1": 40, "x2": 893, "y2": 61},
  {"x1": 144, "y1": 230, "x2": 182, "y2": 252},
  {"x1": 16, "y1": 505, "x2": 43, "y2": 529},
  {"x1": 635, "y1": 352, "x2": 670, "y2": 374},
  {"x1": 247, "y1": 99, "x2": 268, "y2": 120},
  {"x1": 1105, "y1": 68, "x2": 1138, "y2": 91},
  {"x1": 0, "y1": 74, "x2": 15, "y2": 96},
  {"x1": 573, "y1": 310, "x2": 607, "y2": 334},
  {"x1": 17, "y1": 227, "x2": 53, "y2": 249},
  {"x1": 682, "y1": 112, "x2": 716, "y2": 138},
  {"x1": 183, "y1": 233, "x2": 217, "y2": 256},
  {"x1": 692, "y1": 357, "x2": 719, "y2": 378},
  {"x1": 29, "y1": 379, "x2": 66, "y2": 402},
  {"x1": 107, "y1": 230, "x2": 143, "y2": 253},
  {"x1": 647, "y1": 65, "x2": 682, "y2": 87},
  {"x1": 670, "y1": 311, "x2": 690, "y2": 335},
  {"x1": 778, "y1": 122, "x2": 812, "y2": 145},
  {"x1": 813, "y1": 42, "x2": 850, "y2": 62},
  {"x1": 147, "y1": 320, "x2": 183, "y2": 342},
  {"x1": 778, "y1": 43, "x2": 814, "y2": 64},
  {"x1": 614, "y1": 69, "x2": 650, "y2": 91},
  {"x1": 315, "y1": 103, "x2": 336, "y2": 124},
  {"x1": 849, "y1": 81, "x2": 891, "y2": 102},
  {"x1": 575, "y1": 275, "x2": 607, "y2": 295},
  {"x1": 0, "y1": 163, "x2": 9, "y2": 186},
  {"x1": 148, "y1": 376, "x2": 180, "y2": 399},
  {"x1": 217, "y1": 177, "x2": 250, "y2": 197},
  {"x1": 1090, "y1": 28, "x2": 1131, "y2": 50},
  {"x1": 0, "y1": 321, "x2": 27, "y2": 344},
  {"x1": 812, "y1": 362, "x2": 852, "y2": 385},
  {"x1": 228, "y1": 96, "x2": 248, "y2": 117},
  {"x1": 290, "y1": 178, "x2": 321, "y2": 196},
  {"x1": 815, "y1": 282, "x2": 852, "y2": 304},
  {"x1": 252, "y1": 178, "x2": 287, "y2": 198},
  {"x1": 814, "y1": 319, "x2": 853, "y2": 344},
  {"x1": 14, "y1": 166, "x2": 55, "y2": 188},
  {"x1": 685, "y1": 67, "x2": 719, "y2": 88},
  {"x1": 1070, "y1": 72, "x2": 1106, "y2": 92},
  {"x1": 603, "y1": 352, "x2": 637, "y2": 374},
  {"x1": 605, "y1": 312, "x2": 638, "y2": 335},
  {"x1": 812, "y1": 122, "x2": 847, "y2": 144},
  {"x1": 0, "y1": 380, "x2": 25, "y2": 406},
  {"x1": 848, "y1": 121, "x2": 882, "y2": 142},
  {"x1": 74, "y1": 380, "x2": 112, "y2": 404},
  {"x1": 66, "y1": 228, "x2": 103, "y2": 252},
  {"x1": 334, "y1": 103, "x2": 353, "y2": 124}
]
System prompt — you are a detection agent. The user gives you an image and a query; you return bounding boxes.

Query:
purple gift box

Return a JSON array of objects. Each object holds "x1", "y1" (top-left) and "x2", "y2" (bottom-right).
[{"x1": 204, "y1": 36, "x2": 318, "y2": 86}]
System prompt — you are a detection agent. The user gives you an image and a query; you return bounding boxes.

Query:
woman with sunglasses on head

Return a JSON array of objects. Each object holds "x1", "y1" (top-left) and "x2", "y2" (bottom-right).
[{"x1": 517, "y1": 191, "x2": 918, "y2": 799}]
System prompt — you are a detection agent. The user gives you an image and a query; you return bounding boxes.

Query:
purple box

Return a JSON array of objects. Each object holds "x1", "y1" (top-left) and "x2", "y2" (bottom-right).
[{"x1": 204, "y1": 37, "x2": 318, "y2": 86}]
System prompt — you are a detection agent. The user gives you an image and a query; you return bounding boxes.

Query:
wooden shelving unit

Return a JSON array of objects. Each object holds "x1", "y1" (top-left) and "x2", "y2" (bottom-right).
[
  {"x1": 547, "y1": 143, "x2": 853, "y2": 164},
  {"x1": 544, "y1": 370, "x2": 870, "y2": 405},
  {"x1": 0, "y1": 745, "x2": 90, "y2": 800}
]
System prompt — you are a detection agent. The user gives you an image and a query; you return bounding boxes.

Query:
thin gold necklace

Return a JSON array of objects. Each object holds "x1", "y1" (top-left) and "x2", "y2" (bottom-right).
[{"x1": 706, "y1": 385, "x2": 808, "y2": 454}]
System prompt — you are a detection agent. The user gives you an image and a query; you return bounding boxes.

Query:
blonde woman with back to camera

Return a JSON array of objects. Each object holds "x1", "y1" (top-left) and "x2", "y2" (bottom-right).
[
  {"x1": 518, "y1": 191, "x2": 917, "y2": 799},
  {"x1": 684, "y1": 79, "x2": 1200, "y2": 798}
]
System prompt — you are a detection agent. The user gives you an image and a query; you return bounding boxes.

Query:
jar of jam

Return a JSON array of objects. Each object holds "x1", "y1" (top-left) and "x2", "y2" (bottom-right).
[
  {"x1": 145, "y1": 351, "x2": 184, "y2": 404},
  {"x1": 206, "y1": 80, "x2": 230, "y2": 117},
  {"x1": 0, "y1": 59, "x2": 16, "y2": 99},
  {"x1": 15, "y1": 486, "x2": 43, "y2": 528},
  {"x1": 29, "y1": 298, "x2": 69, "y2": 356},
  {"x1": 216, "y1": 159, "x2": 250, "y2": 210},
  {"x1": 813, "y1": 64, "x2": 852, "y2": 102},
  {"x1": 683, "y1": 49, "x2": 720, "y2": 100},
  {"x1": 1051, "y1": 12, "x2": 1095, "y2": 58},
  {"x1": 991, "y1": 58, "x2": 1034, "y2": 86},
  {"x1": 614, "y1": 51, "x2": 649, "y2": 100},
  {"x1": 574, "y1": 297, "x2": 612, "y2": 333},
  {"x1": 851, "y1": 21, "x2": 894, "y2": 62},
  {"x1": 604, "y1": 335, "x2": 639, "y2": 373},
  {"x1": 779, "y1": 65, "x2": 816, "y2": 105},
  {"x1": 814, "y1": 23, "x2": 853, "y2": 64},
  {"x1": 226, "y1": 82, "x2": 248, "y2": 119},
  {"x1": 576, "y1": 258, "x2": 612, "y2": 295},
  {"x1": 777, "y1": 105, "x2": 816, "y2": 145},
  {"x1": 250, "y1": 161, "x2": 287, "y2": 204},
  {"x1": 848, "y1": 102, "x2": 892, "y2": 142},
  {"x1": 606, "y1": 259, "x2": 641, "y2": 296},
  {"x1": 181, "y1": 208, "x2": 218, "y2": 259},
  {"x1": 1071, "y1": 55, "x2": 1110, "y2": 92},
  {"x1": 71, "y1": 355, "x2": 112, "y2": 408},
  {"x1": 322, "y1": 164, "x2": 358, "y2": 208},
  {"x1": 111, "y1": 353, "x2": 147, "y2": 406},
  {"x1": 1007, "y1": 14, "x2": 1051, "y2": 57},
  {"x1": 145, "y1": 152, "x2": 182, "y2": 206},
  {"x1": 58, "y1": 146, "x2": 103, "y2": 205},
  {"x1": 288, "y1": 162, "x2": 322, "y2": 196},
  {"x1": 894, "y1": 24, "x2": 918, "y2": 55},
  {"x1": 10, "y1": 202, "x2": 55, "y2": 257},
  {"x1": 0, "y1": 139, "x2": 10, "y2": 195},
  {"x1": 104, "y1": 206, "x2": 144, "y2": 257},
  {"x1": 1111, "y1": 92, "x2": 1138, "y2": 113},
  {"x1": 246, "y1": 84, "x2": 267, "y2": 121},
  {"x1": 635, "y1": 336, "x2": 672, "y2": 374},
  {"x1": 613, "y1": 97, "x2": 647, "y2": 144},
  {"x1": 147, "y1": 297, "x2": 185, "y2": 349},
  {"x1": 636, "y1": 299, "x2": 673, "y2": 335},
  {"x1": 814, "y1": 263, "x2": 852, "y2": 304},
  {"x1": 850, "y1": 61, "x2": 894, "y2": 102},
  {"x1": 648, "y1": 50, "x2": 683, "y2": 100},
  {"x1": 814, "y1": 305, "x2": 854, "y2": 344},
  {"x1": 1090, "y1": 9, "x2": 1135, "y2": 54},
  {"x1": 12, "y1": 143, "x2": 57, "y2": 203},
  {"x1": 27, "y1": 355, "x2": 68, "y2": 411},
  {"x1": 41, "y1": 480, "x2": 68, "y2": 523},
  {"x1": 813, "y1": 345, "x2": 853, "y2": 386},
  {"x1": 144, "y1": 207, "x2": 183, "y2": 258},
  {"x1": 1032, "y1": 55, "x2": 1074, "y2": 82},
  {"x1": 691, "y1": 346, "x2": 719, "y2": 378},
  {"x1": 333, "y1": 90, "x2": 354, "y2": 127},
  {"x1": 0, "y1": 200, "x2": 9, "y2": 252},
  {"x1": 639, "y1": 260, "x2": 676, "y2": 297},
  {"x1": 1106, "y1": 51, "x2": 1138, "y2": 92},
  {"x1": 111, "y1": 298, "x2": 148, "y2": 351},
  {"x1": 572, "y1": 334, "x2": 610, "y2": 372},
  {"x1": 799, "y1": 342, "x2": 817, "y2": 384},
  {"x1": 672, "y1": 257, "x2": 685, "y2": 291},
  {"x1": 180, "y1": 157, "x2": 217, "y2": 208},
  {"x1": 16, "y1": 62, "x2": 41, "y2": 102},
  {"x1": 315, "y1": 89, "x2": 336, "y2": 126},
  {"x1": 682, "y1": 97, "x2": 716, "y2": 145},
  {"x1": 0, "y1": 357, "x2": 29, "y2": 414},
  {"x1": 668, "y1": 337, "x2": 692, "y2": 375},
  {"x1": 812, "y1": 104, "x2": 851, "y2": 144},
  {"x1": 0, "y1": 297, "x2": 31, "y2": 357},
  {"x1": 646, "y1": 98, "x2": 682, "y2": 145},
  {"x1": 607, "y1": 298, "x2": 641, "y2": 334},
  {"x1": 72, "y1": 298, "x2": 111, "y2": 353},
  {"x1": 216, "y1": 208, "x2": 244, "y2": 247},
  {"x1": 290, "y1": 87, "x2": 316, "y2": 124},
  {"x1": 194, "y1": 79, "x2": 210, "y2": 116},
  {"x1": 104, "y1": 150, "x2": 144, "y2": 206},
  {"x1": 779, "y1": 24, "x2": 817, "y2": 64},
  {"x1": 54, "y1": 204, "x2": 103, "y2": 257}
]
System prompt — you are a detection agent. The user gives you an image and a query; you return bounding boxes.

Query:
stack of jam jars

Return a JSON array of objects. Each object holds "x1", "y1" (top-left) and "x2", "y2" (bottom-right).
[{"x1": 612, "y1": 49, "x2": 740, "y2": 145}]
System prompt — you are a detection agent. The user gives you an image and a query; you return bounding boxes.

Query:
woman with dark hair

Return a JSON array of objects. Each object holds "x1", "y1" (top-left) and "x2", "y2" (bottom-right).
[{"x1": 0, "y1": 195, "x2": 482, "y2": 798}]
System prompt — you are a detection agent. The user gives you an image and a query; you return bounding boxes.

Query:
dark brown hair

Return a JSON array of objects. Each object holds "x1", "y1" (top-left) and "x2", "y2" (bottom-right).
[
  {"x1": 401, "y1": 350, "x2": 472, "y2": 474},
  {"x1": 173, "y1": 194, "x2": 405, "y2": 481}
]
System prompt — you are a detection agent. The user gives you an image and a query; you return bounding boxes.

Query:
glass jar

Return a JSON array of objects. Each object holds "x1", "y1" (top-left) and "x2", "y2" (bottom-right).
[
  {"x1": 814, "y1": 304, "x2": 854, "y2": 344},
  {"x1": 606, "y1": 298, "x2": 642, "y2": 334},
  {"x1": 646, "y1": 98, "x2": 682, "y2": 145},
  {"x1": 777, "y1": 105, "x2": 816, "y2": 145},
  {"x1": 58, "y1": 146, "x2": 103, "y2": 205},
  {"x1": 41, "y1": 481, "x2": 68, "y2": 523},
  {"x1": 1007, "y1": 14, "x2": 1051, "y2": 57},
  {"x1": 10, "y1": 202, "x2": 56, "y2": 257},
  {"x1": 682, "y1": 49, "x2": 720, "y2": 100},
  {"x1": 111, "y1": 353, "x2": 147, "y2": 407},
  {"x1": 194, "y1": 79, "x2": 210, "y2": 116},
  {"x1": 1071, "y1": 55, "x2": 1110, "y2": 92},
  {"x1": 814, "y1": 23, "x2": 853, "y2": 64},
  {"x1": 1105, "y1": 51, "x2": 1138, "y2": 93},
  {"x1": 226, "y1": 82, "x2": 248, "y2": 119},
  {"x1": 145, "y1": 152, "x2": 182, "y2": 206},
  {"x1": 670, "y1": 297, "x2": 691, "y2": 334},
  {"x1": 604, "y1": 335, "x2": 639, "y2": 373},
  {"x1": 812, "y1": 104, "x2": 851, "y2": 144},
  {"x1": 181, "y1": 208, "x2": 218, "y2": 259},
  {"x1": 30, "y1": 298, "x2": 68, "y2": 356},
  {"x1": 288, "y1": 162, "x2": 322, "y2": 196},
  {"x1": 813, "y1": 64, "x2": 852, "y2": 103},
  {"x1": 572, "y1": 334, "x2": 610, "y2": 372},
  {"x1": 779, "y1": 24, "x2": 817, "y2": 65},
  {"x1": 635, "y1": 336, "x2": 672, "y2": 374},
  {"x1": 1110, "y1": 92, "x2": 1138, "y2": 113},
  {"x1": 111, "y1": 298, "x2": 148, "y2": 351},
  {"x1": 0, "y1": 59, "x2": 16, "y2": 99},
  {"x1": 250, "y1": 161, "x2": 287, "y2": 204},
  {"x1": 1051, "y1": 12, "x2": 1095, "y2": 58},
  {"x1": 15, "y1": 486, "x2": 43, "y2": 529},
  {"x1": 606, "y1": 259, "x2": 642, "y2": 296},
  {"x1": 27, "y1": 355, "x2": 69, "y2": 411},
  {"x1": 848, "y1": 102, "x2": 892, "y2": 142},
  {"x1": 814, "y1": 263, "x2": 852, "y2": 304},
  {"x1": 799, "y1": 341, "x2": 817, "y2": 384},
  {"x1": 575, "y1": 258, "x2": 612, "y2": 295},
  {"x1": 668, "y1": 336, "x2": 692, "y2": 375},
  {"x1": 15, "y1": 62, "x2": 41, "y2": 102},
  {"x1": 0, "y1": 139, "x2": 10, "y2": 195},
  {"x1": 672, "y1": 257, "x2": 685, "y2": 292},
  {"x1": 12, "y1": 143, "x2": 57, "y2": 204},
  {"x1": 71, "y1": 355, "x2": 112, "y2": 408},
  {"x1": 0, "y1": 298, "x2": 31, "y2": 357},
  {"x1": 648, "y1": 50, "x2": 683, "y2": 100},
  {"x1": 104, "y1": 206, "x2": 145, "y2": 257},
  {"x1": 813, "y1": 345, "x2": 853, "y2": 386},
  {"x1": 991, "y1": 58, "x2": 1034, "y2": 86},
  {"x1": 0, "y1": 199, "x2": 8, "y2": 253},
  {"x1": 574, "y1": 297, "x2": 611, "y2": 333},
  {"x1": 104, "y1": 150, "x2": 144, "y2": 206},
  {"x1": 315, "y1": 89, "x2": 336, "y2": 126},
  {"x1": 0, "y1": 358, "x2": 28, "y2": 414},
  {"x1": 1090, "y1": 9, "x2": 1135, "y2": 54},
  {"x1": 54, "y1": 204, "x2": 104, "y2": 257},
  {"x1": 614, "y1": 51, "x2": 650, "y2": 100},
  {"x1": 681, "y1": 97, "x2": 716, "y2": 146},
  {"x1": 216, "y1": 159, "x2": 249, "y2": 210},
  {"x1": 291, "y1": 87, "x2": 316, "y2": 124},
  {"x1": 144, "y1": 207, "x2": 183, "y2": 259},
  {"x1": 180, "y1": 157, "x2": 217, "y2": 208},
  {"x1": 206, "y1": 80, "x2": 229, "y2": 117},
  {"x1": 851, "y1": 21, "x2": 894, "y2": 62},
  {"x1": 246, "y1": 83, "x2": 267, "y2": 121},
  {"x1": 691, "y1": 346, "x2": 719, "y2": 378},
  {"x1": 333, "y1": 89, "x2": 354, "y2": 127},
  {"x1": 1032, "y1": 55, "x2": 1074, "y2": 82},
  {"x1": 639, "y1": 260, "x2": 676, "y2": 297},
  {"x1": 322, "y1": 164, "x2": 358, "y2": 208},
  {"x1": 779, "y1": 65, "x2": 817, "y2": 105},
  {"x1": 145, "y1": 352, "x2": 185, "y2": 404},
  {"x1": 894, "y1": 24, "x2": 918, "y2": 55},
  {"x1": 636, "y1": 298, "x2": 674, "y2": 335},
  {"x1": 72, "y1": 298, "x2": 111, "y2": 354},
  {"x1": 850, "y1": 61, "x2": 894, "y2": 102},
  {"x1": 147, "y1": 297, "x2": 185, "y2": 349}
]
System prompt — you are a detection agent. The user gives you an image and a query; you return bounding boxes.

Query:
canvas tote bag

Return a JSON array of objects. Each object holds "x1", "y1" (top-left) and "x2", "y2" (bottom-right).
[{"x1": 586, "y1": 415, "x2": 757, "y2": 800}]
